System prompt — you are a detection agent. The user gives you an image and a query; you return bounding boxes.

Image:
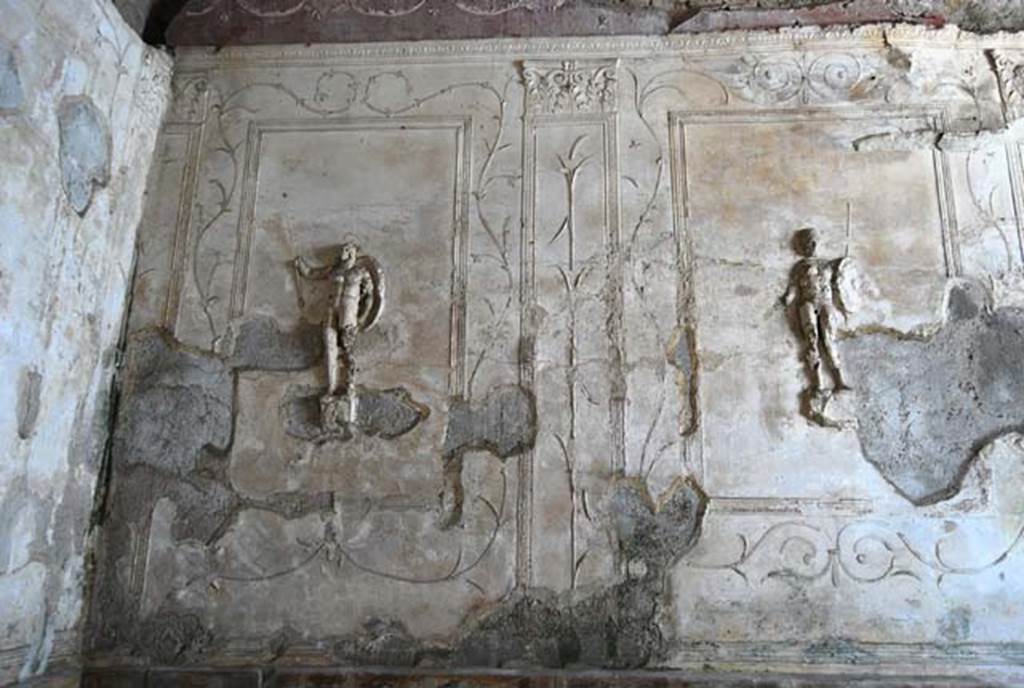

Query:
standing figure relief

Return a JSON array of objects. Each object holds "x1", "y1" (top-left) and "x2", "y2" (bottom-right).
[
  {"x1": 782, "y1": 227, "x2": 857, "y2": 428},
  {"x1": 294, "y1": 242, "x2": 385, "y2": 433}
]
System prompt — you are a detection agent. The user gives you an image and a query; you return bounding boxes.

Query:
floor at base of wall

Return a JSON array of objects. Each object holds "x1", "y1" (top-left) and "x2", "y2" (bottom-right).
[{"x1": 74, "y1": 667, "x2": 1003, "y2": 687}]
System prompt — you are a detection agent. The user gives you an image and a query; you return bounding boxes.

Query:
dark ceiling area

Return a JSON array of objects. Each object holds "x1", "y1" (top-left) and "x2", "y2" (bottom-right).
[{"x1": 115, "y1": 0, "x2": 1024, "y2": 47}]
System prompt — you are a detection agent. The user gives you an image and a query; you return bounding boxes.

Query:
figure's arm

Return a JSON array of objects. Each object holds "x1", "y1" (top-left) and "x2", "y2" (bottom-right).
[
  {"x1": 781, "y1": 270, "x2": 798, "y2": 307},
  {"x1": 830, "y1": 258, "x2": 852, "y2": 319},
  {"x1": 293, "y1": 256, "x2": 331, "y2": 280},
  {"x1": 781, "y1": 284, "x2": 796, "y2": 307}
]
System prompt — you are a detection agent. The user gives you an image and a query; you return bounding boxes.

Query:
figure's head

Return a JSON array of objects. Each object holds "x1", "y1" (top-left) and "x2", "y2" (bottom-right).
[
  {"x1": 793, "y1": 228, "x2": 819, "y2": 258},
  {"x1": 338, "y1": 242, "x2": 359, "y2": 268}
]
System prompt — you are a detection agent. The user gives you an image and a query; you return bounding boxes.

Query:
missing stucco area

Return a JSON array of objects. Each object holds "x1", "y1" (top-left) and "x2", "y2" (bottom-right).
[
  {"x1": 86, "y1": 330, "x2": 336, "y2": 662},
  {"x1": 306, "y1": 478, "x2": 707, "y2": 671},
  {"x1": 843, "y1": 284, "x2": 1024, "y2": 506},
  {"x1": 441, "y1": 386, "x2": 538, "y2": 528}
]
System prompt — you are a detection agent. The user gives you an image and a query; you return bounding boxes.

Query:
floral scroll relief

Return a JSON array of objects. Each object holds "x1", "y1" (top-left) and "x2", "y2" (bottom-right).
[
  {"x1": 722, "y1": 52, "x2": 885, "y2": 105},
  {"x1": 683, "y1": 519, "x2": 1024, "y2": 588}
]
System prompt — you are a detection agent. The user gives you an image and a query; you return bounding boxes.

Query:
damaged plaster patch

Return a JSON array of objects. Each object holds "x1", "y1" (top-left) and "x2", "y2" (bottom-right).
[
  {"x1": 443, "y1": 385, "x2": 537, "y2": 460},
  {"x1": 441, "y1": 385, "x2": 537, "y2": 527},
  {"x1": 16, "y1": 368, "x2": 42, "y2": 440},
  {"x1": 112, "y1": 330, "x2": 233, "y2": 476},
  {"x1": 329, "y1": 478, "x2": 706, "y2": 670},
  {"x1": 57, "y1": 96, "x2": 111, "y2": 216},
  {"x1": 843, "y1": 283, "x2": 1024, "y2": 505},
  {"x1": 281, "y1": 384, "x2": 429, "y2": 442},
  {"x1": 667, "y1": 327, "x2": 699, "y2": 435},
  {"x1": 137, "y1": 611, "x2": 212, "y2": 665},
  {"x1": 0, "y1": 48, "x2": 24, "y2": 112},
  {"x1": 89, "y1": 329, "x2": 334, "y2": 662},
  {"x1": 226, "y1": 316, "x2": 322, "y2": 371},
  {"x1": 608, "y1": 476, "x2": 707, "y2": 576}
]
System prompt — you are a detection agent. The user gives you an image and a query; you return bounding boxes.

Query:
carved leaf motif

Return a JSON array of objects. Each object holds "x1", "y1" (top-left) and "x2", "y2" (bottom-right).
[{"x1": 523, "y1": 60, "x2": 618, "y2": 114}]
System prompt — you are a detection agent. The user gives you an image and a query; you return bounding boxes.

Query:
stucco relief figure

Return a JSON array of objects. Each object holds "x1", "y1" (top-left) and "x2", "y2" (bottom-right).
[
  {"x1": 294, "y1": 243, "x2": 384, "y2": 432},
  {"x1": 782, "y1": 227, "x2": 856, "y2": 428}
]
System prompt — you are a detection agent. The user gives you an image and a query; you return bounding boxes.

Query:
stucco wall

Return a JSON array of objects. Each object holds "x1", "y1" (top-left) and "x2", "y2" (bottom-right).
[
  {"x1": 88, "y1": 25, "x2": 1024, "y2": 685},
  {"x1": 0, "y1": 0, "x2": 170, "y2": 683}
]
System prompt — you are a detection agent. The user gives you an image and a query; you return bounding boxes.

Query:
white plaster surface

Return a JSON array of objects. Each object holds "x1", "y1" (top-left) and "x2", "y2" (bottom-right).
[{"x1": 0, "y1": 0, "x2": 171, "y2": 682}]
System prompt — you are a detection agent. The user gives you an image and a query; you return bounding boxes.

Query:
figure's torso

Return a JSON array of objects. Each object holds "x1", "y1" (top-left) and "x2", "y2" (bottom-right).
[
  {"x1": 330, "y1": 266, "x2": 371, "y2": 328},
  {"x1": 794, "y1": 258, "x2": 834, "y2": 306}
]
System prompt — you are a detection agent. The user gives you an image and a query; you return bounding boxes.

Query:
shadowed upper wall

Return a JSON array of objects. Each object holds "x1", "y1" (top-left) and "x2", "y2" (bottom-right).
[{"x1": 116, "y1": 0, "x2": 1024, "y2": 46}]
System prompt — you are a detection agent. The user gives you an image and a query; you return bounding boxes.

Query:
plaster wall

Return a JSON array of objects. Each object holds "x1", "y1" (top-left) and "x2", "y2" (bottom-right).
[
  {"x1": 91, "y1": 26, "x2": 1024, "y2": 683},
  {"x1": 0, "y1": 0, "x2": 171, "y2": 683}
]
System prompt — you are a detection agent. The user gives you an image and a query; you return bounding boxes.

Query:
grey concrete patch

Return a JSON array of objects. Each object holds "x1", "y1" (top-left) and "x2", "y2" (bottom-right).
[
  {"x1": 16, "y1": 368, "x2": 42, "y2": 440},
  {"x1": 112, "y1": 329, "x2": 233, "y2": 477},
  {"x1": 88, "y1": 329, "x2": 334, "y2": 662},
  {"x1": 608, "y1": 476, "x2": 707, "y2": 576},
  {"x1": 58, "y1": 96, "x2": 111, "y2": 216},
  {"x1": 0, "y1": 48, "x2": 24, "y2": 112},
  {"x1": 843, "y1": 283, "x2": 1024, "y2": 505},
  {"x1": 281, "y1": 385, "x2": 429, "y2": 443},
  {"x1": 443, "y1": 386, "x2": 537, "y2": 460},
  {"x1": 226, "y1": 316, "x2": 322, "y2": 371},
  {"x1": 330, "y1": 578, "x2": 671, "y2": 670},
  {"x1": 441, "y1": 386, "x2": 537, "y2": 527}
]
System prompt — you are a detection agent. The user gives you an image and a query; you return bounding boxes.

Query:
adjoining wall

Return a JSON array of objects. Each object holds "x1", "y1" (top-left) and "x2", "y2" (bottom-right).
[
  {"x1": 0, "y1": 0, "x2": 171, "y2": 683},
  {"x1": 162, "y1": 0, "x2": 1024, "y2": 46},
  {"x1": 89, "y1": 25, "x2": 1024, "y2": 685}
]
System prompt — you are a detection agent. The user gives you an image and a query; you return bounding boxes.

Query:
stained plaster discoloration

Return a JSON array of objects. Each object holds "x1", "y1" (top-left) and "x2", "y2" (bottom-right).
[
  {"x1": 16, "y1": 369, "x2": 42, "y2": 440},
  {"x1": 57, "y1": 96, "x2": 112, "y2": 216},
  {"x1": 843, "y1": 283, "x2": 1024, "y2": 505},
  {"x1": 0, "y1": 48, "x2": 23, "y2": 112}
]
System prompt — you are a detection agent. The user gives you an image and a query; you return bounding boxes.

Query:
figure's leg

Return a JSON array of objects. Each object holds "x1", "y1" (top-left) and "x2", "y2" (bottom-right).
[
  {"x1": 324, "y1": 323, "x2": 340, "y2": 397},
  {"x1": 819, "y1": 307, "x2": 850, "y2": 390},
  {"x1": 340, "y1": 324, "x2": 357, "y2": 397},
  {"x1": 799, "y1": 303, "x2": 823, "y2": 393}
]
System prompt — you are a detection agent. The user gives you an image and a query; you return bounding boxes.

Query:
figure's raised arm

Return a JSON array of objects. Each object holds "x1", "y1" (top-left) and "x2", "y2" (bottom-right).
[{"x1": 293, "y1": 255, "x2": 331, "y2": 280}]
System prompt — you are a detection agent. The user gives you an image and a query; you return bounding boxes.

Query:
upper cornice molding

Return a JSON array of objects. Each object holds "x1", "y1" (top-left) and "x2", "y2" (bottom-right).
[{"x1": 174, "y1": 24, "x2": 1024, "y2": 70}]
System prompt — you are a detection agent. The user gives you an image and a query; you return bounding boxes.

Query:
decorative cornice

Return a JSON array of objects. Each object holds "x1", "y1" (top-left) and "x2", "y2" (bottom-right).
[{"x1": 172, "y1": 24, "x2": 1022, "y2": 71}]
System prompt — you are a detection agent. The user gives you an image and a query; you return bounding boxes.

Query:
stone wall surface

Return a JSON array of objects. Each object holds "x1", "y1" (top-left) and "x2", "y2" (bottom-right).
[
  {"x1": 0, "y1": 0, "x2": 171, "y2": 683},
  {"x1": 89, "y1": 25, "x2": 1024, "y2": 684}
]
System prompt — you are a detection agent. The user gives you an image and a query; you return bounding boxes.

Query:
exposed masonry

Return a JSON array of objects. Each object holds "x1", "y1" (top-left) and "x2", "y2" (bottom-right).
[{"x1": 843, "y1": 283, "x2": 1024, "y2": 505}]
